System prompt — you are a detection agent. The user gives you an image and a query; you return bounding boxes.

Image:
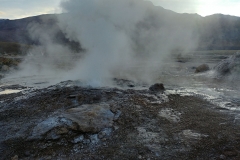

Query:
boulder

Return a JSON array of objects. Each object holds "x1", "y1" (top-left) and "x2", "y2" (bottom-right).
[
  {"x1": 28, "y1": 117, "x2": 60, "y2": 140},
  {"x1": 195, "y1": 64, "x2": 210, "y2": 73},
  {"x1": 63, "y1": 104, "x2": 114, "y2": 133},
  {"x1": 213, "y1": 52, "x2": 240, "y2": 76},
  {"x1": 28, "y1": 104, "x2": 115, "y2": 140},
  {"x1": 149, "y1": 83, "x2": 165, "y2": 92}
]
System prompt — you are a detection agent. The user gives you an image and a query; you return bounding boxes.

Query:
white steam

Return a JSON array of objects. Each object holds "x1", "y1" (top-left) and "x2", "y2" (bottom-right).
[{"x1": 8, "y1": 0, "x2": 199, "y2": 87}]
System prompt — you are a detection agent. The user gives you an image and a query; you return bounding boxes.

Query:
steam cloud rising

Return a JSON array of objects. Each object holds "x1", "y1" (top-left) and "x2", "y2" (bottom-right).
[{"x1": 10, "y1": 0, "x2": 199, "y2": 87}]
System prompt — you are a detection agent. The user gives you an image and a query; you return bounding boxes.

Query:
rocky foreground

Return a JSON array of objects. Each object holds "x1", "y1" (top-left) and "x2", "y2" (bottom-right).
[{"x1": 0, "y1": 80, "x2": 240, "y2": 160}]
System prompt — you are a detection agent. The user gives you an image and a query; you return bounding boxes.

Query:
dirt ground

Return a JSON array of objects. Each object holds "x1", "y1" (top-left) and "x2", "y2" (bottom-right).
[{"x1": 0, "y1": 81, "x2": 240, "y2": 160}]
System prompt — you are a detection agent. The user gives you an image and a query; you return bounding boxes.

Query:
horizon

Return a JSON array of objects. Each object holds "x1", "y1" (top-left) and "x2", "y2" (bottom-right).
[{"x1": 0, "y1": 0, "x2": 240, "y2": 20}]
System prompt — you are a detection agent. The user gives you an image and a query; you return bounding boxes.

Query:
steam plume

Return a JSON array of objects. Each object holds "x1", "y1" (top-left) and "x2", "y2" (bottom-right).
[{"x1": 8, "y1": 0, "x2": 199, "y2": 87}]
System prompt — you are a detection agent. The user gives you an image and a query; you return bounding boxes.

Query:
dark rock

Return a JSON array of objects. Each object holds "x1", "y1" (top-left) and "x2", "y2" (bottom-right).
[
  {"x1": 92, "y1": 94, "x2": 102, "y2": 101},
  {"x1": 195, "y1": 64, "x2": 210, "y2": 73},
  {"x1": 219, "y1": 154, "x2": 226, "y2": 159},
  {"x1": 98, "y1": 131, "x2": 106, "y2": 139},
  {"x1": 45, "y1": 156, "x2": 52, "y2": 160},
  {"x1": 149, "y1": 83, "x2": 165, "y2": 92},
  {"x1": 89, "y1": 134, "x2": 99, "y2": 144},
  {"x1": 82, "y1": 139, "x2": 91, "y2": 144},
  {"x1": 11, "y1": 155, "x2": 18, "y2": 160},
  {"x1": 71, "y1": 135, "x2": 84, "y2": 144},
  {"x1": 57, "y1": 127, "x2": 69, "y2": 135},
  {"x1": 63, "y1": 104, "x2": 114, "y2": 133},
  {"x1": 113, "y1": 110, "x2": 122, "y2": 121},
  {"x1": 28, "y1": 117, "x2": 60, "y2": 140},
  {"x1": 223, "y1": 150, "x2": 238, "y2": 157},
  {"x1": 113, "y1": 78, "x2": 136, "y2": 87},
  {"x1": 128, "y1": 84, "x2": 135, "y2": 88},
  {"x1": 46, "y1": 130, "x2": 61, "y2": 140},
  {"x1": 24, "y1": 151, "x2": 31, "y2": 157}
]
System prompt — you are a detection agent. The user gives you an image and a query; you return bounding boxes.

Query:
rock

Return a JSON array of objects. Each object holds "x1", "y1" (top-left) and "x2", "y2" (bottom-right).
[
  {"x1": 113, "y1": 110, "x2": 122, "y2": 121},
  {"x1": 1, "y1": 65, "x2": 9, "y2": 72},
  {"x1": 113, "y1": 78, "x2": 136, "y2": 88},
  {"x1": 82, "y1": 139, "x2": 91, "y2": 144},
  {"x1": 98, "y1": 131, "x2": 106, "y2": 139},
  {"x1": 28, "y1": 117, "x2": 60, "y2": 140},
  {"x1": 223, "y1": 150, "x2": 238, "y2": 157},
  {"x1": 71, "y1": 135, "x2": 84, "y2": 144},
  {"x1": 46, "y1": 130, "x2": 61, "y2": 140},
  {"x1": 89, "y1": 134, "x2": 99, "y2": 144},
  {"x1": 195, "y1": 64, "x2": 210, "y2": 73},
  {"x1": 24, "y1": 151, "x2": 31, "y2": 157},
  {"x1": 213, "y1": 52, "x2": 240, "y2": 77},
  {"x1": 11, "y1": 155, "x2": 18, "y2": 160},
  {"x1": 59, "y1": 117, "x2": 78, "y2": 131},
  {"x1": 63, "y1": 104, "x2": 114, "y2": 133},
  {"x1": 98, "y1": 128, "x2": 113, "y2": 139},
  {"x1": 158, "y1": 108, "x2": 181, "y2": 123},
  {"x1": 149, "y1": 83, "x2": 165, "y2": 92},
  {"x1": 57, "y1": 127, "x2": 69, "y2": 135},
  {"x1": 92, "y1": 94, "x2": 102, "y2": 101},
  {"x1": 219, "y1": 154, "x2": 226, "y2": 159},
  {"x1": 69, "y1": 122, "x2": 79, "y2": 131},
  {"x1": 137, "y1": 127, "x2": 164, "y2": 144},
  {"x1": 45, "y1": 156, "x2": 52, "y2": 160},
  {"x1": 128, "y1": 84, "x2": 135, "y2": 88}
]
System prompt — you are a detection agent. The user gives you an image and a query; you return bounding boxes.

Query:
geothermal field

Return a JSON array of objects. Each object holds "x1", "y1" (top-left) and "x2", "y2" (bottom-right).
[{"x1": 1, "y1": 0, "x2": 240, "y2": 159}]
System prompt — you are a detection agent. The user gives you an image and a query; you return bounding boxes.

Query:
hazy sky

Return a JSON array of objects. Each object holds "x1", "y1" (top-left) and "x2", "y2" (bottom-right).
[
  {"x1": 0, "y1": 0, "x2": 62, "y2": 19},
  {"x1": 151, "y1": 0, "x2": 240, "y2": 17},
  {"x1": 0, "y1": 0, "x2": 240, "y2": 19}
]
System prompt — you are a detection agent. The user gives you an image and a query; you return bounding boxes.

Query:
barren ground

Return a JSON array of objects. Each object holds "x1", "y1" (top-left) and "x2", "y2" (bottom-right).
[{"x1": 0, "y1": 81, "x2": 240, "y2": 160}]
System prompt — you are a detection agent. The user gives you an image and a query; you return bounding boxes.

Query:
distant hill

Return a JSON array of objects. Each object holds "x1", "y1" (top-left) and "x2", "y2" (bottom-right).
[
  {"x1": 0, "y1": 14, "x2": 82, "y2": 54},
  {"x1": 0, "y1": 6, "x2": 240, "y2": 52},
  {"x1": 0, "y1": 15, "x2": 55, "y2": 44},
  {"x1": 198, "y1": 14, "x2": 240, "y2": 50},
  {"x1": 149, "y1": 6, "x2": 240, "y2": 50}
]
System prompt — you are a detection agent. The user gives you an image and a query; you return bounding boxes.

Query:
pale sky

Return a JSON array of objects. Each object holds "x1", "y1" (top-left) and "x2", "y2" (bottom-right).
[
  {"x1": 0, "y1": 0, "x2": 62, "y2": 19},
  {"x1": 0, "y1": 0, "x2": 240, "y2": 19},
  {"x1": 150, "y1": 0, "x2": 240, "y2": 17}
]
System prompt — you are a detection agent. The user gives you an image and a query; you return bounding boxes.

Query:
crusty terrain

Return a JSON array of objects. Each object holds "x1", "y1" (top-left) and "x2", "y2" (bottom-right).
[{"x1": 0, "y1": 81, "x2": 239, "y2": 160}]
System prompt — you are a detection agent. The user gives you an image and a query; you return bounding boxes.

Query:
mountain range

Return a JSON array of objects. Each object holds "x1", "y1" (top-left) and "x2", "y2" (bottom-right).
[{"x1": 0, "y1": 4, "x2": 240, "y2": 52}]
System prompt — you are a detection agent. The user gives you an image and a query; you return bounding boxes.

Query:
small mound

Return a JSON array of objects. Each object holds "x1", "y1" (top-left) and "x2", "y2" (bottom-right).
[
  {"x1": 213, "y1": 51, "x2": 240, "y2": 79},
  {"x1": 195, "y1": 64, "x2": 210, "y2": 73},
  {"x1": 149, "y1": 83, "x2": 165, "y2": 92}
]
